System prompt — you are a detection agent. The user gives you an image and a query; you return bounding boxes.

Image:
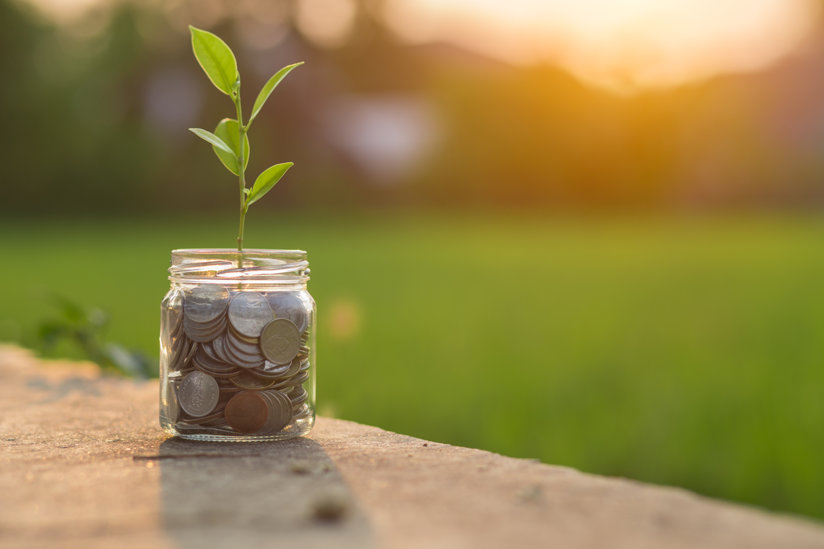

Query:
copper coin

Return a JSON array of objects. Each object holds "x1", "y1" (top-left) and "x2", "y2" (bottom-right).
[
  {"x1": 259, "y1": 318, "x2": 300, "y2": 364},
  {"x1": 224, "y1": 391, "x2": 270, "y2": 433},
  {"x1": 224, "y1": 390, "x2": 292, "y2": 434}
]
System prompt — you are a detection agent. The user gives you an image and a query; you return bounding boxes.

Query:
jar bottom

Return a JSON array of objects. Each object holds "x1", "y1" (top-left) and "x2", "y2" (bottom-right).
[{"x1": 161, "y1": 412, "x2": 315, "y2": 442}]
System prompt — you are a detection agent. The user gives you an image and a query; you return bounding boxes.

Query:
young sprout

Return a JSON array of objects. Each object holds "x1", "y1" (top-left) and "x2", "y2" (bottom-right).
[{"x1": 188, "y1": 25, "x2": 302, "y2": 252}]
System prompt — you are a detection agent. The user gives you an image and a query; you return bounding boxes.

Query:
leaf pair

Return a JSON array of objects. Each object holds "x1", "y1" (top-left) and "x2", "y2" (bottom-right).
[
  {"x1": 214, "y1": 119, "x2": 249, "y2": 175},
  {"x1": 190, "y1": 25, "x2": 303, "y2": 123},
  {"x1": 189, "y1": 124, "x2": 291, "y2": 207},
  {"x1": 189, "y1": 118, "x2": 248, "y2": 175}
]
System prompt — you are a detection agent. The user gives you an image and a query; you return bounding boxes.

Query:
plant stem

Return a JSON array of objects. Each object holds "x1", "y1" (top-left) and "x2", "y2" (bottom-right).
[{"x1": 234, "y1": 91, "x2": 247, "y2": 254}]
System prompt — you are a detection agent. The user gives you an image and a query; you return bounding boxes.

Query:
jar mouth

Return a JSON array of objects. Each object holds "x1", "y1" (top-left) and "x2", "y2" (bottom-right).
[{"x1": 169, "y1": 248, "x2": 309, "y2": 285}]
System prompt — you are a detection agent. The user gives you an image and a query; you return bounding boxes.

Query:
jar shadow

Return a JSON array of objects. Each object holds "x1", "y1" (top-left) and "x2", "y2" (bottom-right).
[{"x1": 157, "y1": 437, "x2": 376, "y2": 548}]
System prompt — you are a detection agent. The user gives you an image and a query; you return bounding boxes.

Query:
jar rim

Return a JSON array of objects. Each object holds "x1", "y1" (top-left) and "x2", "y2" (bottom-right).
[
  {"x1": 169, "y1": 248, "x2": 309, "y2": 285},
  {"x1": 171, "y1": 248, "x2": 307, "y2": 257}
]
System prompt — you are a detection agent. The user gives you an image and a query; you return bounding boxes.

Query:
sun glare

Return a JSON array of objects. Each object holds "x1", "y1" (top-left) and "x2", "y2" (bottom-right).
[
  {"x1": 20, "y1": 0, "x2": 107, "y2": 22},
  {"x1": 383, "y1": 0, "x2": 821, "y2": 92},
  {"x1": 21, "y1": 0, "x2": 821, "y2": 92}
]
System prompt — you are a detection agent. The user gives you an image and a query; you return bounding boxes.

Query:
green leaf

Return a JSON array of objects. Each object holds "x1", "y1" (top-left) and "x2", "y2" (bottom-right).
[
  {"x1": 212, "y1": 119, "x2": 249, "y2": 176},
  {"x1": 189, "y1": 128, "x2": 235, "y2": 157},
  {"x1": 249, "y1": 62, "x2": 303, "y2": 125},
  {"x1": 247, "y1": 163, "x2": 293, "y2": 207},
  {"x1": 189, "y1": 25, "x2": 239, "y2": 96}
]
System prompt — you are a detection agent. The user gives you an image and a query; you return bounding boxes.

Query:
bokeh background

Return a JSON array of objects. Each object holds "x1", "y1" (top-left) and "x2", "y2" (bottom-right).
[{"x1": 1, "y1": 0, "x2": 822, "y2": 520}]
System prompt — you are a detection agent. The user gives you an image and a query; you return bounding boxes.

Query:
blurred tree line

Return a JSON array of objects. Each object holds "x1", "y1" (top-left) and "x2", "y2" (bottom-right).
[{"x1": 1, "y1": 0, "x2": 823, "y2": 214}]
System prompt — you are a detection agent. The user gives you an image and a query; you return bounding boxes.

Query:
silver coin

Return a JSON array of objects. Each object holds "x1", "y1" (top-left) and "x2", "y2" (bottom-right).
[
  {"x1": 193, "y1": 346, "x2": 234, "y2": 372},
  {"x1": 253, "y1": 360, "x2": 297, "y2": 381},
  {"x1": 184, "y1": 285, "x2": 230, "y2": 324},
  {"x1": 178, "y1": 371, "x2": 220, "y2": 417},
  {"x1": 226, "y1": 329, "x2": 263, "y2": 355},
  {"x1": 261, "y1": 360, "x2": 292, "y2": 376},
  {"x1": 223, "y1": 334, "x2": 265, "y2": 368},
  {"x1": 184, "y1": 315, "x2": 227, "y2": 342},
  {"x1": 183, "y1": 341, "x2": 199, "y2": 368},
  {"x1": 268, "y1": 292, "x2": 309, "y2": 333},
  {"x1": 200, "y1": 341, "x2": 223, "y2": 362},
  {"x1": 272, "y1": 370, "x2": 310, "y2": 390},
  {"x1": 169, "y1": 334, "x2": 189, "y2": 370},
  {"x1": 175, "y1": 423, "x2": 236, "y2": 435},
  {"x1": 259, "y1": 318, "x2": 301, "y2": 364},
  {"x1": 292, "y1": 403, "x2": 312, "y2": 419},
  {"x1": 212, "y1": 336, "x2": 232, "y2": 364},
  {"x1": 182, "y1": 407, "x2": 226, "y2": 425},
  {"x1": 166, "y1": 381, "x2": 180, "y2": 423},
  {"x1": 171, "y1": 311, "x2": 184, "y2": 335},
  {"x1": 192, "y1": 363, "x2": 238, "y2": 379},
  {"x1": 288, "y1": 386, "x2": 308, "y2": 407},
  {"x1": 162, "y1": 291, "x2": 184, "y2": 344},
  {"x1": 224, "y1": 352, "x2": 264, "y2": 370},
  {"x1": 228, "y1": 292, "x2": 274, "y2": 338},
  {"x1": 229, "y1": 370, "x2": 278, "y2": 390},
  {"x1": 227, "y1": 323, "x2": 260, "y2": 344},
  {"x1": 185, "y1": 312, "x2": 227, "y2": 331},
  {"x1": 261, "y1": 390, "x2": 293, "y2": 433},
  {"x1": 277, "y1": 358, "x2": 302, "y2": 379}
]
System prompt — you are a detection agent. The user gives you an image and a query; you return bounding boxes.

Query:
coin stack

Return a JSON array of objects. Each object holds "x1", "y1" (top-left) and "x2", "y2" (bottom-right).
[{"x1": 162, "y1": 285, "x2": 312, "y2": 437}]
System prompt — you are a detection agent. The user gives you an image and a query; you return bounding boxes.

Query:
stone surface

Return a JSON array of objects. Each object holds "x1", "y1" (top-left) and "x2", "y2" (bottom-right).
[{"x1": 1, "y1": 344, "x2": 823, "y2": 549}]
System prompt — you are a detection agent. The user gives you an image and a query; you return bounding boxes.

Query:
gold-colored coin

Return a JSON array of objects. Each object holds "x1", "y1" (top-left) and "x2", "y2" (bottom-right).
[
  {"x1": 259, "y1": 318, "x2": 300, "y2": 364},
  {"x1": 229, "y1": 371, "x2": 278, "y2": 390}
]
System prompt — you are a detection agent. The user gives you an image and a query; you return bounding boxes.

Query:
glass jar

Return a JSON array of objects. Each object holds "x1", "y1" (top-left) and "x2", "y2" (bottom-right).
[{"x1": 159, "y1": 249, "x2": 315, "y2": 441}]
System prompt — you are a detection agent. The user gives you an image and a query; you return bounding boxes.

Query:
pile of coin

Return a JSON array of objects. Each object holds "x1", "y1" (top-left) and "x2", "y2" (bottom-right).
[{"x1": 162, "y1": 285, "x2": 312, "y2": 437}]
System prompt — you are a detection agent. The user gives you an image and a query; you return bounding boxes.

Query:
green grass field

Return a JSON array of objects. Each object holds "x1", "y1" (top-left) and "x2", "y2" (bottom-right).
[{"x1": 1, "y1": 212, "x2": 822, "y2": 520}]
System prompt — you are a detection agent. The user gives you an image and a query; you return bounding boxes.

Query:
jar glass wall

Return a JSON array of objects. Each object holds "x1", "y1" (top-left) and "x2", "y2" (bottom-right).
[{"x1": 159, "y1": 249, "x2": 315, "y2": 441}]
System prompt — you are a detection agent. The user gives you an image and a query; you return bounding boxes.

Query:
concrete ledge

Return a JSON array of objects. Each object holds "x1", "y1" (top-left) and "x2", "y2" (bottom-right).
[{"x1": 1, "y1": 345, "x2": 823, "y2": 548}]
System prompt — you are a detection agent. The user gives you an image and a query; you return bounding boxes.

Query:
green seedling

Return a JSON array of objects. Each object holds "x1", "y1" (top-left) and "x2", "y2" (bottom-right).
[{"x1": 188, "y1": 25, "x2": 302, "y2": 251}]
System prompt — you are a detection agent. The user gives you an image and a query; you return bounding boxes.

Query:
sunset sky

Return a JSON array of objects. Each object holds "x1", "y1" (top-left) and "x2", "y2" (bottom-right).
[
  {"x1": 382, "y1": 0, "x2": 821, "y2": 91},
  {"x1": 22, "y1": 0, "x2": 823, "y2": 92}
]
